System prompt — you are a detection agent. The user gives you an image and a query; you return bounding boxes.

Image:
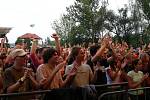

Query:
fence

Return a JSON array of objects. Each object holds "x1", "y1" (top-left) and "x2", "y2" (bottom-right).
[
  {"x1": 94, "y1": 82, "x2": 128, "y2": 97},
  {"x1": 0, "y1": 82, "x2": 128, "y2": 100},
  {"x1": 98, "y1": 87, "x2": 150, "y2": 100},
  {"x1": 0, "y1": 90, "x2": 52, "y2": 100},
  {"x1": 0, "y1": 87, "x2": 89, "y2": 100}
]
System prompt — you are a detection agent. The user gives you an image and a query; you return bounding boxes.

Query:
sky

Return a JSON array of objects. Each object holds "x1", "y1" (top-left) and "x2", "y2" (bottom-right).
[{"x1": 0, "y1": 0, "x2": 129, "y2": 43}]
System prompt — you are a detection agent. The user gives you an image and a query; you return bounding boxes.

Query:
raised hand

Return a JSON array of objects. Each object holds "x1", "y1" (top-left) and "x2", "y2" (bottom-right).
[
  {"x1": 121, "y1": 58, "x2": 128, "y2": 69},
  {"x1": 39, "y1": 78, "x2": 47, "y2": 86},
  {"x1": 54, "y1": 61, "x2": 66, "y2": 73},
  {"x1": 20, "y1": 69, "x2": 29, "y2": 82},
  {"x1": 141, "y1": 73, "x2": 149, "y2": 82},
  {"x1": 68, "y1": 62, "x2": 79, "y2": 76},
  {"x1": 24, "y1": 68, "x2": 34, "y2": 78},
  {"x1": 51, "y1": 33, "x2": 59, "y2": 40},
  {"x1": 117, "y1": 70, "x2": 122, "y2": 76},
  {"x1": 143, "y1": 73, "x2": 149, "y2": 80},
  {"x1": 101, "y1": 37, "x2": 110, "y2": 47}
]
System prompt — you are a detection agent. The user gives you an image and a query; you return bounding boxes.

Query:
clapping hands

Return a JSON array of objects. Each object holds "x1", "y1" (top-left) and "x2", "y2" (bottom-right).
[
  {"x1": 23, "y1": 68, "x2": 34, "y2": 79},
  {"x1": 54, "y1": 61, "x2": 66, "y2": 73}
]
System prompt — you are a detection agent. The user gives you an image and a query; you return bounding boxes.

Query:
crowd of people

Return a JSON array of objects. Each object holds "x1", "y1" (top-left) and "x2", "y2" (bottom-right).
[{"x1": 0, "y1": 33, "x2": 150, "y2": 100}]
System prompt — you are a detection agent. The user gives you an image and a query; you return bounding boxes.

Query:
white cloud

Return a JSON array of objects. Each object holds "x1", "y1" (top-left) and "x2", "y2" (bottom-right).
[
  {"x1": 0, "y1": 0, "x2": 128, "y2": 43},
  {"x1": 108, "y1": 0, "x2": 129, "y2": 12},
  {"x1": 0, "y1": 0, "x2": 74, "y2": 43}
]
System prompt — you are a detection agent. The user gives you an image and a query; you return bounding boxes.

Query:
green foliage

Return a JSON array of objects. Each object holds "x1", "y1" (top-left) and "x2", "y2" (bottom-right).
[
  {"x1": 137, "y1": 0, "x2": 150, "y2": 20},
  {"x1": 52, "y1": 0, "x2": 106, "y2": 46},
  {"x1": 15, "y1": 38, "x2": 23, "y2": 44},
  {"x1": 136, "y1": 0, "x2": 150, "y2": 35},
  {"x1": 25, "y1": 38, "x2": 32, "y2": 49},
  {"x1": 51, "y1": 0, "x2": 150, "y2": 47},
  {"x1": 104, "y1": 7, "x2": 135, "y2": 44},
  {"x1": 15, "y1": 38, "x2": 32, "y2": 49},
  {"x1": 52, "y1": 15, "x2": 75, "y2": 46}
]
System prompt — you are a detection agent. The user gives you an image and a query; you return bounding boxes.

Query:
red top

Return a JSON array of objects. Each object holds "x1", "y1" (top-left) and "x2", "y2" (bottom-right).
[{"x1": 30, "y1": 53, "x2": 43, "y2": 70}]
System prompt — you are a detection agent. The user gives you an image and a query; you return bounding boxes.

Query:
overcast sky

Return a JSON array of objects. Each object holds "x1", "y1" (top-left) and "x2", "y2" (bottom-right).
[{"x1": 0, "y1": 0, "x2": 129, "y2": 43}]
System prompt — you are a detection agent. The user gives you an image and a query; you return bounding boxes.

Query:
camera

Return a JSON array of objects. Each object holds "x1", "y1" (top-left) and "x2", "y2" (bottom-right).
[{"x1": 0, "y1": 34, "x2": 6, "y2": 38}]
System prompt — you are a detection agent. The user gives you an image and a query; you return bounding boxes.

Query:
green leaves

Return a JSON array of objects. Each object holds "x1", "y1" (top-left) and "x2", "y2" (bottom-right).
[{"x1": 51, "y1": 0, "x2": 150, "y2": 47}]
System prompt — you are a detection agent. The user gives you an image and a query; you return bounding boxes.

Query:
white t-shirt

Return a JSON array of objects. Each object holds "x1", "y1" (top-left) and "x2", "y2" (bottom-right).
[{"x1": 65, "y1": 64, "x2": 93, "y2": 87}]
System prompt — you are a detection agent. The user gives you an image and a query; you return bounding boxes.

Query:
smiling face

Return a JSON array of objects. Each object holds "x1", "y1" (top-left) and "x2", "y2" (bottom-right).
[
  {"x1": 48, "y1": 51, "x2": 59, "y2": 65},
  {"x1": 15, "y1": 55, "x2": 27, "y2": 67},
  {"x1": 68, "y1": 46, "x2": 86, "y2": 64},
  {"x1": 76, "y1": 48, "x2": 85, "y2": 61},
  {"x1": 42, "y1": 48, "x2": 58, "y2": 64}
]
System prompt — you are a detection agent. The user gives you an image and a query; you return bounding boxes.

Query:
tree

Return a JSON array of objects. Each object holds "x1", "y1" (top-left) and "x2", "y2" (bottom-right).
[
  {"x1": 52, "y1": 0, "x2": 107, "y2": 46},
  {"x1": 66, "y1": 0, "x2": 104, "y2": 43},
  {"x1": 128, "y1": 0, "x2": 150, "y2": 45},
  {"x1": 15, "y1": 38, "x2": 32, "y2": 49},
  {"x1": 52, "y1": 15, "x2": 75, "y2": 46},
  {"x1": 104, "y1": 7, "x2": 136, "y2": 44},
  {"x1": 137, "y1": 0, "x2": 150, "y2": 21},
  {"x1": 136, "y1": 0, "x2": 150, "y2": 34},
  {"x1": 52, "y1": 0, "x2": 150, "y2": 47}
]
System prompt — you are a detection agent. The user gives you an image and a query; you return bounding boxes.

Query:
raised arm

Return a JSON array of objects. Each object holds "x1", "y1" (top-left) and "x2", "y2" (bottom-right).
[
  {"x1": 51, "y1": 33, "x2": 61, "y2": 56},
  {"x1": 0, "y1": 38, "x2": 4, "y2": 51},
  {"x1": 0, "y1": 38, "x2": 7, "y2": 53},
  {"x1": 30, "y1": 39, "x2": 38, "y2": 54},
  {"x1": 91, "y1": 38, "x2": 109, "y2": 62}
]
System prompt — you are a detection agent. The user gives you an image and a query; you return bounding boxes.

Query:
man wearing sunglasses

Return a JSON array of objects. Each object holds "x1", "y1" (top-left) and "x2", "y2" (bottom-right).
[{"x1": 3, "y1": 49, "x2": 38, "y2": 100}]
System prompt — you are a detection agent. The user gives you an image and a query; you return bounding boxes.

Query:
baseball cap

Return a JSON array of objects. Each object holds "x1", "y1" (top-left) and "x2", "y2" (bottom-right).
[{"x1": 10, "y1": 49, "x2": 27, "y2": 59}]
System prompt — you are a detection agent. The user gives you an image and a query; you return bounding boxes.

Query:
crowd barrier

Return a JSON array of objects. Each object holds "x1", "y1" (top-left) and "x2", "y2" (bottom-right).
[
  {"x1": 0, "y1": 87, "x2": 89, "y2": 100},
  {"x1": 98, "y1": 87, "x2": 150, "y2": 100},
  {"x1": 94, "y1": 82, "x2": 128, "y2": 97},
  {"x1": 0, "y1": 82, "x2": 128, "y2": 100},
  {"x1": 1, "y1": 82, "x2": 150, "y2": 100}
]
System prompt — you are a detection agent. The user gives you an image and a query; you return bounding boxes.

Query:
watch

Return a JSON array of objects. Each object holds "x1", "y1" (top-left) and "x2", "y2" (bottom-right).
[{"x1": 18, "y1": 77, "x2": 25, "y2": 84}]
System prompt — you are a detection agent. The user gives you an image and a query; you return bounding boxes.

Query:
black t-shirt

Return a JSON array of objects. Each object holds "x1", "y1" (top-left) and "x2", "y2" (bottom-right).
[
  {"x1": 94, "y1": 70, "x2": 107, "y2": 85},
  {"x1": 86, "y1": 58, "x2": 95, "y2": 72}
]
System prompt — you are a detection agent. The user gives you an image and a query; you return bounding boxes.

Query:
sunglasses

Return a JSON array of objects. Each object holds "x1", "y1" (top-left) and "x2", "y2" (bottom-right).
[{"x1": 17, "y1": 55, "x2": 27, "y2": 58}]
